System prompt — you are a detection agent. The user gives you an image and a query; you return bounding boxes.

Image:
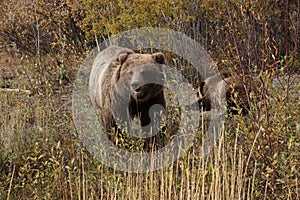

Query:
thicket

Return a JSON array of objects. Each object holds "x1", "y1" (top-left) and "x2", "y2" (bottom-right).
[
  {"x1": 1, "y1": 1, "x2": 299, "y2": 65},
  {"x1": 0, "y1": 0, "x2": 299, "y2": 199}
]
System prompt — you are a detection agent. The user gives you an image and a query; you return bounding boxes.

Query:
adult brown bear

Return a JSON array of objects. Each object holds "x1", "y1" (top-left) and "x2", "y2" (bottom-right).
[{"x1": 89, "y1": 46, "x2": 166, "y2": 137}]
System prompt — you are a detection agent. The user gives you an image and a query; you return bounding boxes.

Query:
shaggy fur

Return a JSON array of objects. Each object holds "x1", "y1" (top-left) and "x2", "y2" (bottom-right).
[
  {"x1": 198, "y1": 73, "x2": 259, "y2": 114},
  {"x1": 89, "y1": 45, "x2": 166, "y2": 133}
]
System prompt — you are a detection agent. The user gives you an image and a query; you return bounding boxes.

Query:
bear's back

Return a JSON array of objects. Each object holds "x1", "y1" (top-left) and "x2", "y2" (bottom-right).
[{"x1": 89, "y1": 46, "x2": 133, "y2": 107}]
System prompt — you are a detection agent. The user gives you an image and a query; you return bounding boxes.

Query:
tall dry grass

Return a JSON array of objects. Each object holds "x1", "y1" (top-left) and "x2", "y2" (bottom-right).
[{"x1": 0, "y1": 51, "x2": 299, "y2": 199}]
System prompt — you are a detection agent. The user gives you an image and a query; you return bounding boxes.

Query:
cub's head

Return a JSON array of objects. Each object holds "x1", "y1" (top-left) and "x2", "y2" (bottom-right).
[{"x1": 114, "y1": 52, "x2": 166, "y2": 102}]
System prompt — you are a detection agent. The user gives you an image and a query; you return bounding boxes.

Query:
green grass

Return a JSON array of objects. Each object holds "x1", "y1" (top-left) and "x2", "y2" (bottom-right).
[{"x1": 0, "y1": 52, "x2": 299, "y2": 199}]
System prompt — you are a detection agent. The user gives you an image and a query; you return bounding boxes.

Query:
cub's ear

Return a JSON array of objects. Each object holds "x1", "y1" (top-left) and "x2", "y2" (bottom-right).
[
  {"x1": 152, "y1": 52, "x2": 165, "y2": 64},
  {"x1": 117, "y1": 53, "x2": 130, "y2": 64}
]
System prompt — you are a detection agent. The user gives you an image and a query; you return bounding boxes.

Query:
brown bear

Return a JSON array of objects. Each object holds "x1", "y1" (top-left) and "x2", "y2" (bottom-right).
[
  {"x1": 197, "y1": 72, "x2": 259, "y2": 115},
  {"x1": 89, "y1": 45, "x2": 166, "y2": 136}
]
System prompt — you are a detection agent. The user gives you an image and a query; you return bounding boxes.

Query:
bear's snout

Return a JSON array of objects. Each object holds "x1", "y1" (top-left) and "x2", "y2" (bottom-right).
[{"x1": 131, "y1": 82, "x2": 142, "y2": 92}]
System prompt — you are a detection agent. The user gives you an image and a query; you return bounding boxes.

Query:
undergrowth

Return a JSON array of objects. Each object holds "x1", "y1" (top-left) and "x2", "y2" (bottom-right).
[{"x1": 0, "y1": 51, "x2": 299, "y2": 199}]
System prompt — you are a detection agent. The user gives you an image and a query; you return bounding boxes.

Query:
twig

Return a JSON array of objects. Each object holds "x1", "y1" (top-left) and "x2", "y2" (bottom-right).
[
  {"x1": 0, "y1": 88, "x2": 32, "y2": 95},
  {"x1": 225, "y1": 0, "x2": 244, "y2": 70},
  {"x1": 7, "y1": 165, "x2": 16, "y2": 200}
]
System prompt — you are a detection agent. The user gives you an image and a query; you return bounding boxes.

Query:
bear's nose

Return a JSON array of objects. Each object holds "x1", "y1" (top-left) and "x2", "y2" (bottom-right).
[{"x1": 131, "y1": 82, "x2": 142, "y2": 91}]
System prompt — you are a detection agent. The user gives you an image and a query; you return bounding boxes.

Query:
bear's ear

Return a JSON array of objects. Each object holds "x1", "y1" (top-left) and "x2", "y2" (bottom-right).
[
  {"x1": 117, "y1": 53, "x2": 130, "y2": 64},
  {"x1": 199, "y1": 81, "x2": 206, "y2": 98},
  {"x1": 152, "y1": 52, "x2": 165, "y2": 64}
]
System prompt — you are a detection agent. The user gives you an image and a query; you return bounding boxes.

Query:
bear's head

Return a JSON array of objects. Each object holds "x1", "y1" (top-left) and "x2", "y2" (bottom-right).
[{"x1": 113, "y1": 52, "x2": 166, "y2": 103}]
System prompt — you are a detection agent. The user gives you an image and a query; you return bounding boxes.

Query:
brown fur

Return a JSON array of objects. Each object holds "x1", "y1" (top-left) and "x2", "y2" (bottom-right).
[
  {"x1": 198, "y1": 73, "x2": 260, "y2": 114},
  {"x1": 89, "y1": 46, "x2": 166, "y2": 133}
]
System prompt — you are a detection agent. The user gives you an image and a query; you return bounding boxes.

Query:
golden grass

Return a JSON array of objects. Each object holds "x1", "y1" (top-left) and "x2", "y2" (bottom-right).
[{"x1": 0, "y1": 53, "x2": 299, "y2": 199}]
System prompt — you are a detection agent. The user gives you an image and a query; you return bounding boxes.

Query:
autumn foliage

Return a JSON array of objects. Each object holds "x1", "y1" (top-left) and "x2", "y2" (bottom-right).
[
  {"x1": 0, "y1": 0, "x2": 299, "y2": 199},
  {"x1": 1, "y1": 0, "x2": 298, "y2": 66}
]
